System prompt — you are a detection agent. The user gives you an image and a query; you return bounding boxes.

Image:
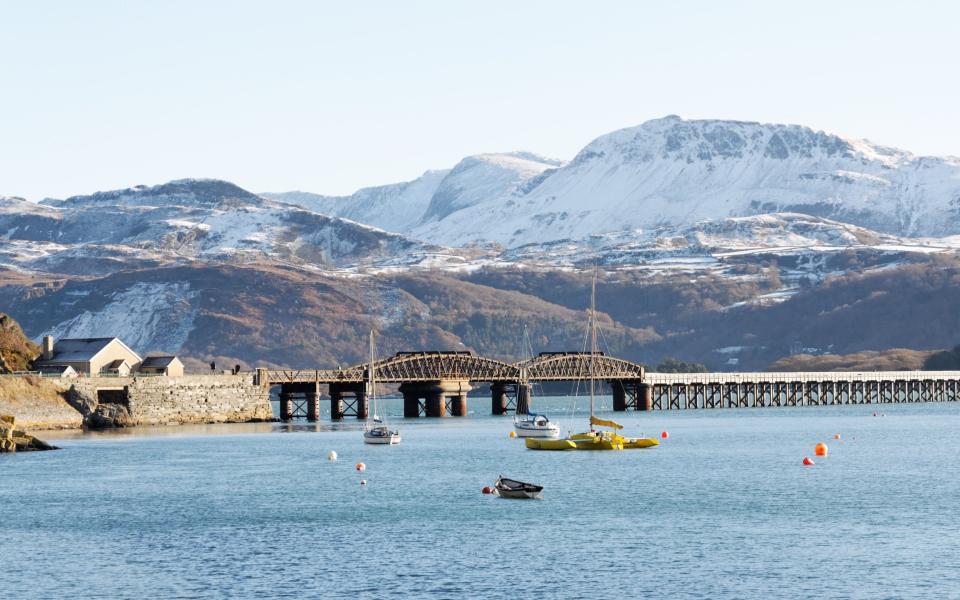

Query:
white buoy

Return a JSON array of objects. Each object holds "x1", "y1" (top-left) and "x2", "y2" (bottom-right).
[{"x1": 327, "y1": 450, "x2": 338, "y2": 461}]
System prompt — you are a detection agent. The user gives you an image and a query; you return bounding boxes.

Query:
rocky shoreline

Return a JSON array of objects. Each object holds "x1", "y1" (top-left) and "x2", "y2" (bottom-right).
[{"x1": 0, "y1": 415, "x2": 57, "y2": 452}]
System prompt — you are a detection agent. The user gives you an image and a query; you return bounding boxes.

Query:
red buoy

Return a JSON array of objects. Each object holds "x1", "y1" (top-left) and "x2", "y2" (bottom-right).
[
  {"x1": 482, "y1": 486, "x2": 494, "y2": 495},
  {"x1": 355, "y1": 462, "x2": 366, "y2": 472},
  {"x1": 802, "y1": 457, "x2": 814, "y2": 466},
  {"x1": 661, "y1": 431, "x2": 669, "y2": 439}
]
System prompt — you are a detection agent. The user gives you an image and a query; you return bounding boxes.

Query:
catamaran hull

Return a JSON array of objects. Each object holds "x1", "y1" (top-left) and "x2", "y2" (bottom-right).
[
  {"x1": 623, "y1": 437, "x2": 659, "y2": 449},
  {"x1": 525, "y1": 438, "x2": 577, "y2": 450}
]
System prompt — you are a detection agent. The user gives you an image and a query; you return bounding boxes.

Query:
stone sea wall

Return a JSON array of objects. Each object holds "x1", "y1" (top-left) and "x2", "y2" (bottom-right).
[{"x1": 68, "y1": 374, "x2": 273, "y2": 427}]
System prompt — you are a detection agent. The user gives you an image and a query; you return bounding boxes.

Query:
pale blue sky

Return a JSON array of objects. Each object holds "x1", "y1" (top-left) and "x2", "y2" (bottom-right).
[{"x1": 1, "y1": 0, "x2": 957, "y2": 200}]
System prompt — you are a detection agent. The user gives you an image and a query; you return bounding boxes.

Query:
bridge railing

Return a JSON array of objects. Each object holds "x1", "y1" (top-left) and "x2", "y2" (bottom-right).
[{"x1": 645, "y1": 371, "x2": 960, "y2": 385}]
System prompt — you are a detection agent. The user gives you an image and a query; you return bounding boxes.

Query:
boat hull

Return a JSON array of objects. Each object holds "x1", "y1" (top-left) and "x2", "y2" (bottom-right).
[
  {"x1": 495, "y1": 489, "x2": 542, "y2": 499},
  {"x1": 514, "y1": 426, "x2": 560, "y2": 438},
  {"x1": 623, "y1": 437, "x2": 659, "y2": 449},
  {"x1": 363, "y1": 428, "x2": 401, "y2": 445},
  {"x1": 525, "y1": 437, "x2": 577, "y2": 451},
  {"x1": 494, "y1": 477, "x2": 544, "y2": 499}
]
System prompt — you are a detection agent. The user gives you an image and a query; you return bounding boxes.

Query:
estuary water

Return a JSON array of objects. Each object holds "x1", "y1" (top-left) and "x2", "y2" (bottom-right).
[{"x1": 3, "y1": 397, "x2": 960, "y2": 599}]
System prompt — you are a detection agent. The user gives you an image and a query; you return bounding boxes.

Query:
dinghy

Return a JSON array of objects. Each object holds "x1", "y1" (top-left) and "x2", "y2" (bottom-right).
[{"x1": 494, "y1": 475, "x2": 543, "y2": 499}]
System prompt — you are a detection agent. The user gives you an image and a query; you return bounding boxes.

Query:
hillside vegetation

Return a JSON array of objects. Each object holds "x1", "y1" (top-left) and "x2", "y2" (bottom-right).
[
  {"x1": 0, "y1": 313, "x2": 39, "y2": 372},
  {"x1": 769, "y1": 349, "x2": 932, "y2": 372},
  {"x1": 2, "y1": 253, "x2": 960, "y2": 371}
]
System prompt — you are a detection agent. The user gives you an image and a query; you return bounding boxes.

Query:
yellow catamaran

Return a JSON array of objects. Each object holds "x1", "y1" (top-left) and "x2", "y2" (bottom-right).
[{"x1": 526, "y1": 272, "x2": 658, "y2": 451}]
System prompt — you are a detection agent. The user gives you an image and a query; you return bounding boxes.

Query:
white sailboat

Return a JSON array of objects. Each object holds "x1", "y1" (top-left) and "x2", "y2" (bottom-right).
[
  {"x1": 513, "y1": 325, "x2": 560, "y2": 438},
  {"x1": 363, "y1": 330, "x2": 401, "y2": 445},
  {"x1": 513, "y1": 413, "x2": 561, "y2": 438}
]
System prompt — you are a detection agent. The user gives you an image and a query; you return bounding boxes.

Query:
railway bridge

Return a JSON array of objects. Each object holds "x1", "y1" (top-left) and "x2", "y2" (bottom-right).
[
  {"x1": 256, "y1": 351, "x2": 960, "y2": 421},
  {"x1": 258, "y1": 350, "x2": 644, "y2": 420}
]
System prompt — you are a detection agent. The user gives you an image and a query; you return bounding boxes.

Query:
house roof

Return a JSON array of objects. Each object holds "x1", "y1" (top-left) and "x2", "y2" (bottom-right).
[
  {"x1": 34, "y1": 337, "x2": 142, "y2": 365},
  {"x1": 36, "y1": 364, "x2": 76, "y2": 374},
  {"x1": 141, "y1": 355, "x2": 180, "y2": 368}
]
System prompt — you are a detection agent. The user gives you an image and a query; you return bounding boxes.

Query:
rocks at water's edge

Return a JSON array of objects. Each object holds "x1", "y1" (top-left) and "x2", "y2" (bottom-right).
[{"x1": 0, "y1": 414, "x2": 58, "y2": 452}]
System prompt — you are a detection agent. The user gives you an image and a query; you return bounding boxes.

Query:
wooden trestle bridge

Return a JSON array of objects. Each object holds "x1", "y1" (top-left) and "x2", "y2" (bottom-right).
[{"x1": 256, "y1": 351, "x2": 960, "y2": 421}]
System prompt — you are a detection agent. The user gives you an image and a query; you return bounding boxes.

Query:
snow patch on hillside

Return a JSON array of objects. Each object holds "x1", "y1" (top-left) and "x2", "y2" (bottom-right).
[{"x1": 40, "y1": 282, "x2": 198, "y2": 353}]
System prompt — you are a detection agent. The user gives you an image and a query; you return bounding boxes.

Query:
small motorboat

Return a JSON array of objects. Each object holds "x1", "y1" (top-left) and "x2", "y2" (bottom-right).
[
  {"x1": 494, "y1": 475, "x2": 543, "y2": 499},
  {"x1": 513, "y1": 413, "x2": 560, "y2": 438}
]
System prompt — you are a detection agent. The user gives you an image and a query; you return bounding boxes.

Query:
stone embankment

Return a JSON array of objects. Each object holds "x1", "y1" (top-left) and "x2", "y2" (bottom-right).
[
  {"x1": 0, "y1": 373, "x2": 272, "y2": 429},
  {"x1": 68, "y1": 374, "x2": 272, "y2": 427},
  {"x1": 0, "y1": 415, "x2": 57, "y2": 452}
]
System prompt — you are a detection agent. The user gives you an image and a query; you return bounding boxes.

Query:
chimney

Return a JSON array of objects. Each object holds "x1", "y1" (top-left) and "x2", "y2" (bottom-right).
[{"x1": 42, "y1": 336, "x2": 54, "y2": 361}]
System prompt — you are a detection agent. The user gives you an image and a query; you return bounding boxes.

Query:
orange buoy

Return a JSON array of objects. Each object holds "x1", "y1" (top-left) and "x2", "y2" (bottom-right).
[
  {"x1": 833, "y1": 434, "x2": 841, "y2": 440},
  {"x1": 814, "y1": 442, "x2": 828, "y2": 457},
  {"x1": 355, "y1": 462, "x2": 366, "y2": 472},
  {"x1": 360, "y1": 479, "x2": 367, "y2": 486},
  {"x1": 509, "y1": 431, "x2": 517, "y2": 438},
  {"x1": 661, "y1": 431, "x2": 669, "y2": 439},
  {"x1": 803, "y1": 457, "x2": 815, "y2": 466},
  {"x1": 482, "y1": 486, "x2": 494, "y2": 494}
]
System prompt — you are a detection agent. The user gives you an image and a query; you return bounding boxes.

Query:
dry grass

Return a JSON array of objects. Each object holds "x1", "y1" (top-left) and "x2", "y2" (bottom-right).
[
  {"x1": 0, "y1": 375, "x2": 65, "y2": 405},
  {"x1": 0, "y1": 375, "x2": 81, "y2": 429}
]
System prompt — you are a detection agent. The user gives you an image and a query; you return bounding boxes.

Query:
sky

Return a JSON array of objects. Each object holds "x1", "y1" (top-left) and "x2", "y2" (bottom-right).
[{"x1": 1, "y1": 0, "x2": 958, "y2": 201}]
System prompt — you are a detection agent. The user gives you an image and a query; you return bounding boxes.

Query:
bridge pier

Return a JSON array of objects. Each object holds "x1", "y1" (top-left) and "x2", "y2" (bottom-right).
[
  {"x1": 491, "y1": 383, "x2": 509, "y2": 415},
  {"x1": 612, "y1": 382, "x2": 627, "y2": 411},
  {"x1": 330, "y1": 388, "x2": 343, "y2": 420},
  {"x1": 610, "y1": 380, "x2": 650, "y2": 411},
  {"x1": 402, "y1": 391, "x2": 421, "y2": 418},
  {"x1": 279, "y1": 390, "x2": 292, "y2": 420},
  {"x1": 449, "y1": 394, "x2": 468, "y2": 417},
  {"x1": 425, "y1": 392, "x2": 445, "y2": 417},
  {"x1": 398, "y1": 380, "x2": 472, "y2": 418},
  {"x1": 329, "y1": 382, "x2": 367, "y2": 420},
  {"x1": 516, "y1": 383, "x2": 532, "y2": 415},
  {"x1": 306, "y1": 387, "x2": 319, "y2": 421},
  {"x1": 278, "y1": 382, "x2": 321, "y2": 420},
  {"x1": 639, "y1": 383, "x2": 652, "y2": 411}
]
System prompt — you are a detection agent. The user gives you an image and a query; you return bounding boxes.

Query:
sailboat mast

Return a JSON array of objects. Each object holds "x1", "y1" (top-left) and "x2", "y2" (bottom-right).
[
  {"x1": 368, "y1": 329, "x2": 376, "y2": 419},
  {"x1": 589, "y1": 271, "x2": 596, "y2": 421}
]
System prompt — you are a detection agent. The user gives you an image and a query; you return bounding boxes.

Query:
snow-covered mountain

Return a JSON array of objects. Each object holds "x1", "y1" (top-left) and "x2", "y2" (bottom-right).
[
  {"x1": 0, "y1": 179, "x2": 437, "y2": 274},
  {"x1": 408, "y1": 116, "x2": 960, "y2": 247},
  {"x1": 263, "y1": 169, "x2": 449, "y2": 233},
  {"x1": 263, "y1": 152, "x2": 561, "y2": 234}
]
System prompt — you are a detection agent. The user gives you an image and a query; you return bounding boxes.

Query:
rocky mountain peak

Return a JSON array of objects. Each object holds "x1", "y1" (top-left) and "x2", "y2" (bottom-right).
[{"x1": 50, "y1": 178, "x2": 264, "y2": 209}]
